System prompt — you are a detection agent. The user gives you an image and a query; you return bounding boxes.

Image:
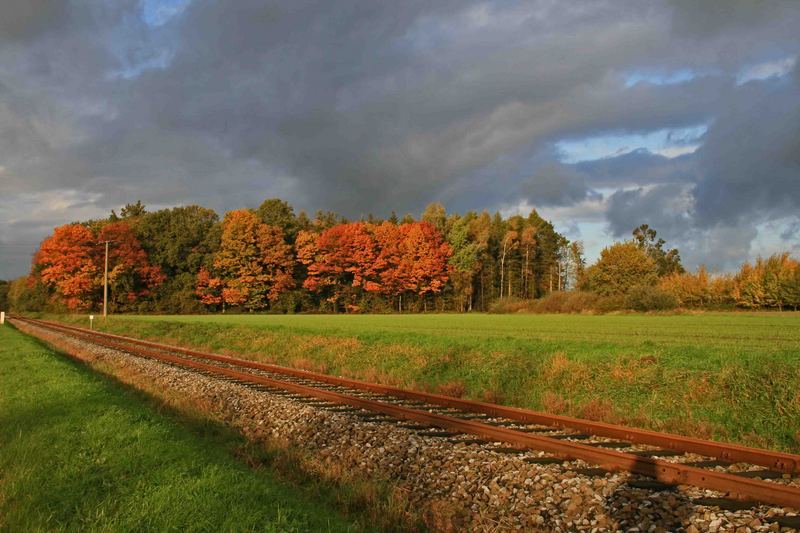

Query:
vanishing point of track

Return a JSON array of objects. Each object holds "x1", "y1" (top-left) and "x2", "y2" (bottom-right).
[{"x1": 12, "y1": 316, "x2": 800, "y2": 510}]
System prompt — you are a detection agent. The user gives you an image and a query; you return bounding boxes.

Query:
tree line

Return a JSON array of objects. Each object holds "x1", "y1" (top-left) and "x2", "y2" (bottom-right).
[
  {"x1": 3, "y1": 200, "x2": 798, "y2": 313},
  {"x1": 4, "y1": 199, "x2": 570, "y2": 314}
]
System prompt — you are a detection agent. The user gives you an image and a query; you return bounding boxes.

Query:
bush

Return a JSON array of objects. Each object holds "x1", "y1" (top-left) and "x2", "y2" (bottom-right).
[
  {"x1": 623, "y1": 285, "x2": 677, "y2": 311},
  {"x1": 489, "y1": 292, "x2": 624, "y2": 314},
  {"x1": 592, "y1": 294, "x2": 625, "y2": 313},
  {"x1": 533, "y1": 291, "x2": 601, "y2": 313},
  {"x1": 488, "y1": 297, "x2": 529, "y2": 313}
]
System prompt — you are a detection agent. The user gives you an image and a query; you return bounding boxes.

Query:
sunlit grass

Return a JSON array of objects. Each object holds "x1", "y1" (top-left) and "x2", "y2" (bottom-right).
[
  {"x1": 53, "y1": 311, "x2": 800, "y2": 453},
  {"x1": 0, "y1": 325, "x2": 364, "y2": 532}
]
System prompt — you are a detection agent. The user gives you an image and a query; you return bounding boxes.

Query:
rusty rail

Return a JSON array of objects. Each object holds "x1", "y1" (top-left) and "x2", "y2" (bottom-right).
[
  {"x1": 17, "y1": 315, "x2": 799, "y2": 473},
  {"x1": 11, "y1": 315, "x2": 800, "y2": 508}
]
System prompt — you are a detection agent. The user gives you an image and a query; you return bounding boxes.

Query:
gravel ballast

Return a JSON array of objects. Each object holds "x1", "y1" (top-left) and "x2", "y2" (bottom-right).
[{"x1": 14, "y1": 320, "x2": 800, "y2": 532}]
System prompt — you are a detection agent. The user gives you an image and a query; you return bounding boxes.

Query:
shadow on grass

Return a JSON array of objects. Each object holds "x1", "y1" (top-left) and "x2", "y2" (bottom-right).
[{"x1": 8, "y1": 322, "x2": 404, "y2": 532}]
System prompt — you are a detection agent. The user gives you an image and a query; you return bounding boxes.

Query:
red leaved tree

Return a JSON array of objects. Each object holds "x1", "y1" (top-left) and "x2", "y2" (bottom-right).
[
  {"x1": 296, "y1": 222, "x2": 380, "y2": 311},
  {"x1": 34, "y1": 224, "x2": 99, "y2": 309},
  {"x1": 299, "y1": 221, "x2": 451, "y2": 311},
  {"x1": 98, "y1": 222, "x2": 166, "y2": 309},
  {"x1": 33, "y1": 222, "x2": 164, "y2": 311},
  {"x1": 195, "y1": 267, "x2": 223, "y2": 306}
]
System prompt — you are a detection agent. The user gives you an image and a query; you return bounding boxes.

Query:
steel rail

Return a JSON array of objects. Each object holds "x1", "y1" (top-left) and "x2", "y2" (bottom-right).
[
  {"x1": 11, "y1": 316, "x2": 800, "y2": 508},
  {"x1": 16, "y1": 315, "x2": 800, "y2": 475}
]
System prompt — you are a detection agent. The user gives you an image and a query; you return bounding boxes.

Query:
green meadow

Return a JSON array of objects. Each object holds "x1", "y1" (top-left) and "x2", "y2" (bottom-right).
[
  {"x1": 0, "y1": 324, "x2": 366, "y2": 532},
  {"x1": 55, "y1": 312, "x2": 800, "y2": 453}
]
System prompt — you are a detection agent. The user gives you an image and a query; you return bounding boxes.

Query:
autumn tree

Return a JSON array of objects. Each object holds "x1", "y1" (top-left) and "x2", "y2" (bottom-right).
[
  {"x1": 659, "y1": 267, "x2": 711, "y2": 307},
  {"x1": 7, "y1": 276, "x2": 49, "y2": 312},
  {"x1": 632, "y1": 224, "x2": 684, "y2": 276},
  {"x1": 297, "y1": 222, "x2": 380, "y2": 311},
  {"x1": 206, "y1": 209, "x2": 294, "y2": 310},
  {"x1": 732, "y1": 253, "x2": 799, "y2": 310},
  {"x1": 581, "y1": 241, "x2": 659, "y2": 296},
  {"x1": 298, "y1": 221, "x2": 450, "y2": 312},
  {"x1": 97, "y1": 222, "x2": 166, "y2": 311},
  {"x1": 397, "y1": 221, "x2": 452, "y2": 309},
  {"x1": 195, "y1": 267, "x2": 223, "y2": 307},
  {"x1": 732, "y1": 261, "x2": 763, "y2": 309},
  {"x1": 34, "y1": 224, "x2": 100, "y2": 309},
  {"x1": 34, "y1": 222, "x2": 163, "y2": 311},
  {"x1": 785, "y1": 263, "x2": 800, "y2": 311}
]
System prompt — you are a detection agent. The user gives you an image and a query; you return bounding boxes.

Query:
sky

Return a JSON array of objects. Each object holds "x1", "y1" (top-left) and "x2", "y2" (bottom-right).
[{"x1": 1, "y1": 0, "x2": 799, "y2": 279}]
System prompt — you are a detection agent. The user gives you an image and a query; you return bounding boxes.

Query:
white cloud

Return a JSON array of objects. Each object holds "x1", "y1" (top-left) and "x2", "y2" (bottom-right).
[{"x1": 737, "y1": 56, "x2": 797, "y2": 84}]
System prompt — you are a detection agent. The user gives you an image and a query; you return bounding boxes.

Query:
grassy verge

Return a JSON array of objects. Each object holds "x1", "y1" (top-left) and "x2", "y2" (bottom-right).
[
  {"x1": 50, "y1": 312, "x2": 800, "y2": 453},
  {"x1": 0, "y1": 324, "x2": 367, "y2": 532}
]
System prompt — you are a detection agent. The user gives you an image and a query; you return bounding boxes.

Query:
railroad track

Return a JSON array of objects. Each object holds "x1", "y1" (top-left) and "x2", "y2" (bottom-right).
[{"x1": 11, "y1": 315, "x2": 800, "y2": 516}]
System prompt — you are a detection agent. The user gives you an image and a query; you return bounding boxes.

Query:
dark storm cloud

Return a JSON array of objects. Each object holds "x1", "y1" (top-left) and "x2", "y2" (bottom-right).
[
  {"x1": 692, "y1": 67, "x2": 800, "y2": 227},
  {"x1": 0, "y1": 0, "x2": 799, "y2": 276},
  {"x1": 606, "y1": 184, "x2": 692, "y2": 239},
  {"x1": 576, "y1": 150, "x2": 698, "y2": 189},
  {"x1": 0, "y1": 0, "x2": 66, "y2": 43}
]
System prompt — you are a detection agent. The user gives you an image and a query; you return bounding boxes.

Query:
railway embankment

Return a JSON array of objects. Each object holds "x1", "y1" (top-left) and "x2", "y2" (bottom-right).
[
  {"x1": 50, "y1": 312, "x2": 800, "y2": 454},
  {"x1": 11, "y1": 317, "x2": 800, "y2": 532}
]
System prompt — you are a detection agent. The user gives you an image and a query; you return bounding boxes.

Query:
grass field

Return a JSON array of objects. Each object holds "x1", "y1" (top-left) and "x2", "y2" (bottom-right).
[
  {"x1": 0, "y1": 324, "x2": 365, "y2": 532},
  {"x1": 53, "y1": 312, "x2": 800, "y2": 453}
]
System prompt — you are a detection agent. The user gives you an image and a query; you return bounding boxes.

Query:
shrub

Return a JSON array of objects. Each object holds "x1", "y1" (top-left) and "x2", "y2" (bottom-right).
[
  {"x1": 534, "y1": 291, "x2": 602, "y2": 313},
  {"x1": 489, "y1": 292, "x2": 627, "y2": 314},
  {"x1": 488, "y1": 297, "x2": 528, "y2": 313},
  {"x1": 624, "y1": 285, "x2": 677, "y2": 311}
]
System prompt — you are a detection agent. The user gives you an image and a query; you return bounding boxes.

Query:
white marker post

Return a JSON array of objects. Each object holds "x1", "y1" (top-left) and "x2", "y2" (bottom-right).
[
  {"x1": 0, "y1": 311, "x2": 5, "y2": 325},
  {"x1": 89, "y1": 315, "x2": 94, "y2": 330}
]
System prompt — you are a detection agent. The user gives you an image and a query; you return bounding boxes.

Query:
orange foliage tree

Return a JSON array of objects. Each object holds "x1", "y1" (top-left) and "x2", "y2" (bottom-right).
[
  {"x1": 731, "y1": 253, "x2": 799, "y2": 310},
  {"x1": 34, "y1": 224, "x2": 99, "y2": 309},
  {"x1": 197, "y1": 209, "x2": 294, "y2": 310},
  {"x1": 296, "y1": 222, "x2": 380, "y2": 311},
  {"x1": 298, "y1": 221, "x2": 451, "y2": 311},
  {"x1": 33, "y1": 222, "x2": 164, "y2": 310}
]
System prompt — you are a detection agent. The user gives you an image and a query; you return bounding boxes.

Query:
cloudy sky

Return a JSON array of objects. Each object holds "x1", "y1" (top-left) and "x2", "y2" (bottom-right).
[{"x1": 1, "y1": 0, "x2": 799, "y2": 278}]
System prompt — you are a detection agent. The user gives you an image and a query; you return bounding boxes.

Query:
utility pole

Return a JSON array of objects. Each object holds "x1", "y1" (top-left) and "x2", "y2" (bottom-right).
[
  {"x1": 97, "y1": 240, "x2": 116, "y2": 319},
  {"x1": 103, "y1": 240, "x2": 109, "y2": 318}
]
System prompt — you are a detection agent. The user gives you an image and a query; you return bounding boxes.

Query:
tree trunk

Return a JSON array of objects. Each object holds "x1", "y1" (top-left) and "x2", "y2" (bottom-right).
[
  {"x1": 522, "y1": 247, "x2": 529, "y2": 298},
  {"x1": 480, "y1": 273, "x2": 485, "y2": 310},
  {"x1": 499, "y1": 258, "x2": 505, "y2": 299}
]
